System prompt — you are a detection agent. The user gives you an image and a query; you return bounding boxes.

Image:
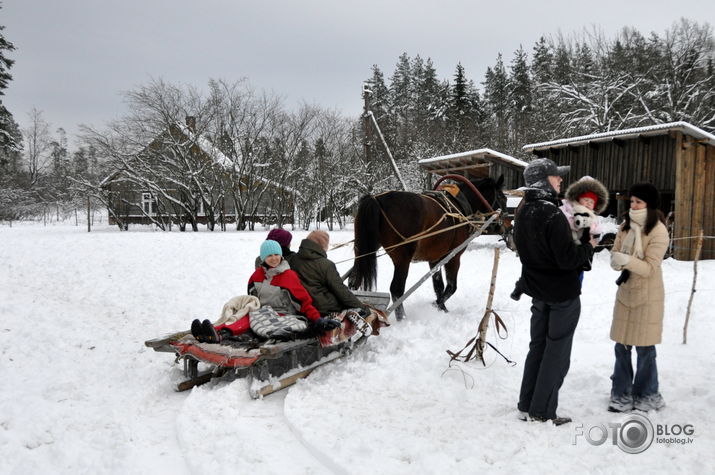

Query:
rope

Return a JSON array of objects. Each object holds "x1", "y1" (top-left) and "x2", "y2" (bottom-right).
[
  {"x1": 331, "y1": 217, "x2": 482, "y2": 265},
  {"x1": 332, "y1": 191, "x2": 498, "y2": 266}
]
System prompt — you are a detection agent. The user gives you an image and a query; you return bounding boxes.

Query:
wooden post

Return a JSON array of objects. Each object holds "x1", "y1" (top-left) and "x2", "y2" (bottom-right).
[
  {"x1": 368, "y1": 111, "x2": 407, "y2": 191},
  {"x1": 683, "y1": 230, "x2": 704, "y2": 344},
  {"x1": 477, "y1": 247, "x2": 501, "y2": 362},
  {"x1": 674, "y1": 132, "x2": 692, "y2": 260},
  {"x1": 385, "y1": 213, "x2": 499, "y2": 316},
  {"x1": 615, "y1": 193, "x2": 628, "y2": 223},
  {"x1": 87, "y1": 196, "x2": 91, "y2": 233},
  {"x1": 362, "y1": 84, "x2": 373, "y2": 173}
]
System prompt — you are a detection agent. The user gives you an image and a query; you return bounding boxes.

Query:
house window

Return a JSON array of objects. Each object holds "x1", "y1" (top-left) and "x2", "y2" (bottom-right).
[{"x1": 142, "y1": 192, "x2": 153, "y2": 215}]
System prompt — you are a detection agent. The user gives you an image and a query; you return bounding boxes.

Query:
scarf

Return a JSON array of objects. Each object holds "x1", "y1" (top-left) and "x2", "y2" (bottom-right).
[{"x1": 620, "y1": 208, "x2": 646, "y2": 259}]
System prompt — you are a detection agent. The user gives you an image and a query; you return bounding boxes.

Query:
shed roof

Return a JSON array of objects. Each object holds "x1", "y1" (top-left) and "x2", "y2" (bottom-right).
[
  {"x1": 418, "y1": 148, "x2": 527, "y2": 175},
  {"x1": 523, "y1": 121, "x2": 715, "y2": 152}
]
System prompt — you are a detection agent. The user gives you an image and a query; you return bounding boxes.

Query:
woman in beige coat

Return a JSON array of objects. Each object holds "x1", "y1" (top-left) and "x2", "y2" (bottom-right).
[{"x1": 608, "y1": 183, "x2": 669, "y2": 413}]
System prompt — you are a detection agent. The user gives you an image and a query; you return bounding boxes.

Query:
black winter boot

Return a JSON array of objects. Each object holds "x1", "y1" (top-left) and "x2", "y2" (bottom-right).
[
  {"x1": 201, "y1": 319, "x2": 220, "y2": 343},
  {"x1": 191, "y1": 319, "x2": 203, "y2": 341}
]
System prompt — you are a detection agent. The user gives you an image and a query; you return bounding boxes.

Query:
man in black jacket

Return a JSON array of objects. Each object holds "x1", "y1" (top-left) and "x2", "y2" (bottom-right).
[{"x1": 515, "y1": 158, "x2": 596, "y2": 426}]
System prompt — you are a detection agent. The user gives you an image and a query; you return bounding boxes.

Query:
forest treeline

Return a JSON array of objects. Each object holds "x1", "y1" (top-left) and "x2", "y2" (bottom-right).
[{"x1": 1, "y1": 18, "x2": 713, "y2": 228}]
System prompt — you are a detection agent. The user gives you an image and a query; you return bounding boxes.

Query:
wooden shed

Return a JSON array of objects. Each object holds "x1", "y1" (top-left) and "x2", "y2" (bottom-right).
[
  {"x1": 523, "y1": 122, "x2": 715, "y2": 260},
  {"x1": 417, "y1": 148, "x2": 528, "y2": 190}
]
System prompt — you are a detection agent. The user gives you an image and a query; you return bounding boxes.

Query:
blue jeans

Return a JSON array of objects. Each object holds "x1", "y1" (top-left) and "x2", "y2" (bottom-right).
[{"x1": 610, "y1": 343, "x2": 659, "y2": 398}]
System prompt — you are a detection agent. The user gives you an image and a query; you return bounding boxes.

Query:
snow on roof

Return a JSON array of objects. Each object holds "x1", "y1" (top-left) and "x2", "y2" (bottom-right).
[
  {"x1": 523, "y1": 121, "x2": 715, "y2": 151},
  {"x1": 418, "y1": 148, "x2": 528, "y2": 170},
  {"x1": 176, "y1": 122, "x2": 235, "y2": 169}
]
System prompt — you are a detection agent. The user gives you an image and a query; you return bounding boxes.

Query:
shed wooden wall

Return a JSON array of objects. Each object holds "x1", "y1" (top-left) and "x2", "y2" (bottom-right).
[
  {"x1": 534, "y1": 131, "x2": 714, "y2": 260},
  {"x1": 489, "y1": 164, "x2": 523, "y2": 190},
  {"x1": 673, "y1": 133, "x2": 715, "y2": 260},
  {"x1": 537, "y1": 134, "x2": 677, "y2": 194}
]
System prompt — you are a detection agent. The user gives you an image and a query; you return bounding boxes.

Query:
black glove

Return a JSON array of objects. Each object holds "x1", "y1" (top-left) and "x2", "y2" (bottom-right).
[
  {"x1": 313, "y1": 317, "x2": 341, "y2": 332},
  {"x1": 615, "y1": 270, "x2": 630, "y2": 286},
  {"x1": 579, "y1": 230, "x2": 591, "y2": 245}
]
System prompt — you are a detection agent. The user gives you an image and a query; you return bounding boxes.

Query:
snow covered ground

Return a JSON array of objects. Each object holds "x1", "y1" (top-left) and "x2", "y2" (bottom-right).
[{"x1": 1, "y1": 221, "x2": 713, "y2": 474}]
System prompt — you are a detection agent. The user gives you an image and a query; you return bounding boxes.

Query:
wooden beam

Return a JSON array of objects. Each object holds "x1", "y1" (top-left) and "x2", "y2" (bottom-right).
[
  {"x1": 423, "y1": 162, "x2": 492, "y2": 174},
  {"x1": 690, "y1": 143, "x2": 707, "y2": 250},
  {"x1": 674, "y1": 132, "x2": 692, "y2": 260}
]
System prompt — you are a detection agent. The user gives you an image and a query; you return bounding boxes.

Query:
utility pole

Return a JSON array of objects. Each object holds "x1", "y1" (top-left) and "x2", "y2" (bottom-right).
[
  {"x1": 362, "y1": 83, "x2": 407, "y2": 191},
  {"x1": 362, "y1": 83, "x2": 374, "y2": 172}
]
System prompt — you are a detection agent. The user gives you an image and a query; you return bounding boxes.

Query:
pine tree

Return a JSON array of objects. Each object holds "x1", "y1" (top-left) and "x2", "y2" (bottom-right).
[
  {"x1": 530, "y1": 37, "x2": 557, "y2": 141},
  {"x1": 552, "y1": 40, "x2": 572, "y2": 84},
  {"x1": 509, "y1": 45, "x2": 533, "y2": 147},
  {"x1": 0, "y1": 9, "x2": 15, "y2": 95},
  {"x1": 0, "y1": 7, "x2": 21, "y2": 172},
  {"x1": 448, "y1": 62, "x2": 471, "y2": 147},
  {"x1": 415, "y1": 57, "x2": 446, "y2": 150},
  {"x1": 389, "y1": 53, "x2": 413, "y2": 152},
  {"x1": 531, "y1": 37, "x2": 553, "y2": 85},
  {"x1": 483, "y1": 54, "x2": 510, "y2": 150}
]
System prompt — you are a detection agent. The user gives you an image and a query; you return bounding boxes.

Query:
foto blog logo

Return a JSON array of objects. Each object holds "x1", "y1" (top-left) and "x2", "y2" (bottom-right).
[
  {"x1": 573, "y1": 414, "x2": 695, "y2": 454},
  {"x1": 573, "y1": 413, "x2": 654, "y2": 454}
]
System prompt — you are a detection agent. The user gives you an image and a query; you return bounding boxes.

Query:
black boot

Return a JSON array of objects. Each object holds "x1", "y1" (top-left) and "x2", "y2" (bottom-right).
[
  {"x1": 201, "y1": 319, "x2": 220, "y2": 343},
  {"x1": 191, "y1": 319, "x2": 203, "y2": 341}
]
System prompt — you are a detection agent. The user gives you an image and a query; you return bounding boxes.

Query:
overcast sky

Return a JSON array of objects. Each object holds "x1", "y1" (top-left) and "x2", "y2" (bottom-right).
[{"x1": 3, "y1": 0, "x2": 714, "y2": 142}]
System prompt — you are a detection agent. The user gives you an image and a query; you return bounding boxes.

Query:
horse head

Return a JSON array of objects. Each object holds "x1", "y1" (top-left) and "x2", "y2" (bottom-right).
[{"x1": 458, "y1": 175, "x2": 507, "y2": 214}]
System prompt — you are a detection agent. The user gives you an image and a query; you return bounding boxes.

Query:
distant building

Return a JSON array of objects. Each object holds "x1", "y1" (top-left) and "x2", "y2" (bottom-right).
[{"x1": 100, "y1": 117, "x2": 294, "y2": 230}]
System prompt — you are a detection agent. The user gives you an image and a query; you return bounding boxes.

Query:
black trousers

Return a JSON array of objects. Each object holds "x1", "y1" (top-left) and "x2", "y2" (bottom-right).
[{"x1": 517, "y1": 297, "x2": 580, "y2": 419}]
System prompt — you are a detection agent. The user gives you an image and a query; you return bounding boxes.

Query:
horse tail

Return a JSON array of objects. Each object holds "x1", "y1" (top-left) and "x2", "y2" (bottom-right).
[{"x1": 350, "y1": 194, "x2": 381, "y2": 291}]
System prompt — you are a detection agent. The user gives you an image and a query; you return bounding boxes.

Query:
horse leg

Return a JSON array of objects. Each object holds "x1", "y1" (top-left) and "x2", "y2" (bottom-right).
[
  {"x1": 435, "y1": 253, "x2": 463, "y2": 312},
  {"x1": 429, "y1": 260, "x2": 445, "y2": 303},
  {"x1": 389, "y1": 248, "x2": 414, "y2": 321}
]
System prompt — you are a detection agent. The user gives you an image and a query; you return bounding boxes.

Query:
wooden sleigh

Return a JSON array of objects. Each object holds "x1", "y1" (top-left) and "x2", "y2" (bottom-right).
[{"x1": 145, "y1": 291, "x2": 391, "y2": 398}]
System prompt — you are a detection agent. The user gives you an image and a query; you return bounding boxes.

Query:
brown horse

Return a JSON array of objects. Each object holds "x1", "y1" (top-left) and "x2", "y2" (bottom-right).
[{"x1": 349, "y1": 176, "x2": 507, "y2": 320}]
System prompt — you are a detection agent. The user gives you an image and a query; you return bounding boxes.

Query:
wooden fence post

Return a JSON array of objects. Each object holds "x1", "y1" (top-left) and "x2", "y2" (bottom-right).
[
  {"x1": 476, "y1": 247, "x2": 501, "y2": 362},
  {"x1": 683, "y1": 230, "x2": 704, "y2": 344}
]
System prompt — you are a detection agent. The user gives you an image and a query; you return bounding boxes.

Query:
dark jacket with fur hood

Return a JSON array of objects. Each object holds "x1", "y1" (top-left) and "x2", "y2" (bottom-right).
[
  {"x1": 564, "y1": 176, "x2": 609, "y2": 214},
  {"x1": 289, "y1": 238, "x2": 368, "y2": 314},
  {"x1": 514, "y1": 185, "x2": 594, "y2": 302}
]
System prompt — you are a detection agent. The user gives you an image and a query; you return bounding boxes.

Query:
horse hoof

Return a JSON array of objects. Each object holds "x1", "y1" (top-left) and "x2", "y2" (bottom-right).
[{"x1": 433, "y1": 301, "x2": 449, "y2": 312}]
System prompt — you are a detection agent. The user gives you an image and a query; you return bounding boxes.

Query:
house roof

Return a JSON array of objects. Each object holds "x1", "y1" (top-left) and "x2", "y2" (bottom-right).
[
  {"x1": 522, "y1": 121, "x2": 715, "y2": 152},
  {"x1": 175, "y1": 122, "x2": 235, "y2": 169},
  {"x1": 418, "y1": 148, "x2": 528, "y2": 175}
]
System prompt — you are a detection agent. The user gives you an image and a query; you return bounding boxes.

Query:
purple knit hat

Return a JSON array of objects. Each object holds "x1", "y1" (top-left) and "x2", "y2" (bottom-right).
[{"x1": 266, "y1": 228, "x2": 292, "y2": 248}]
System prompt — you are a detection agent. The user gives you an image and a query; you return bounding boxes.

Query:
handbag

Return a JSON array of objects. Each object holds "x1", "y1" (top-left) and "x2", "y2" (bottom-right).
[{"x1": 249, "y1": 306, "x2": 308, "y2": 339}]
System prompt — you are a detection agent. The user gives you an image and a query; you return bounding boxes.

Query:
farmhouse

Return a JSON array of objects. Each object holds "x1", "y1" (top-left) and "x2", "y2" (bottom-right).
[
  {"x1": 101, "y1": 117, "x2": 295, "y2": 231},
  {"x1": 523, "y1": 122, "x2": 715, "y2": 260}
]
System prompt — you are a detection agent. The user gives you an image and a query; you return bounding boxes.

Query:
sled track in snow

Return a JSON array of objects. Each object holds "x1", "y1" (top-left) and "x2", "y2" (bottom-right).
[{"x1": 281, "y1": 394, "x2": 350, "y2": 475}]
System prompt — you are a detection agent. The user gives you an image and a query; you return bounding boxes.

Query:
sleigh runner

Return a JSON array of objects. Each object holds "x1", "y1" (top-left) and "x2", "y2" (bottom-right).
[{"x1": 145, "y1": 291, "x2": 390, "y2": 397}]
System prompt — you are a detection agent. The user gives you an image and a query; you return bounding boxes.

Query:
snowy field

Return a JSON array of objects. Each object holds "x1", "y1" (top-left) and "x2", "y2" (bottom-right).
[{"x1": 1, "y1": 221, "x2": 713, "y2": 474}]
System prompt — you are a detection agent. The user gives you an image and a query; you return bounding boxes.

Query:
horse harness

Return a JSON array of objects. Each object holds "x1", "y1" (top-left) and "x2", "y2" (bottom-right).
[{"x1": 373, "y1": 189, "x2": 498, "y2": 244}]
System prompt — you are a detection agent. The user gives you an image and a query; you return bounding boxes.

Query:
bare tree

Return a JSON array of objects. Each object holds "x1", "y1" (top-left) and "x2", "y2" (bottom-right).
[{"x1": 22, "y1": 107, "x2": 51, "y2": 185}]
